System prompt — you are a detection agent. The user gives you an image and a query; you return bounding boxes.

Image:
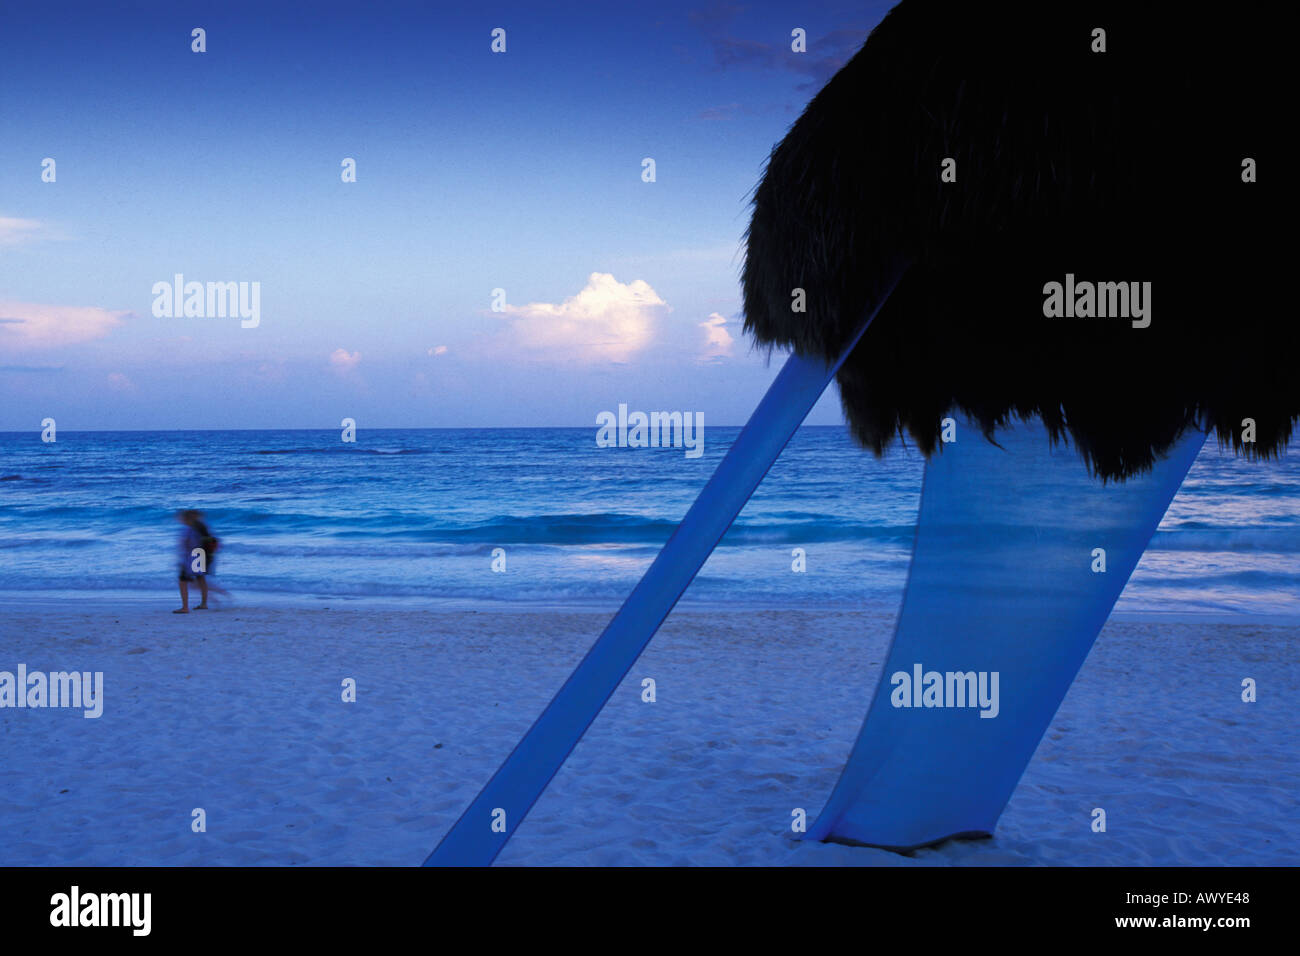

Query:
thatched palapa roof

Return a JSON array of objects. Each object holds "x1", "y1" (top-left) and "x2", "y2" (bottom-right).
[{"x1": 742, "y1": 0, "x2": 1290, "y2": 480}]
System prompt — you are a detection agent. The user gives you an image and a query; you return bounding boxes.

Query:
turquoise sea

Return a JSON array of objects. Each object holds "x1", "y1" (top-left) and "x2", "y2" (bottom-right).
[{"x1": 0, "y1": 426, "x2": 1296, "y2": 614}]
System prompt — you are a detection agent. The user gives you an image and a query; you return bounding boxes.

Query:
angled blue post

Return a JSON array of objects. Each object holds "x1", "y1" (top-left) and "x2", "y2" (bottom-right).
[
  {"x1": 425, "y1": 267, "x2": 908, "y2": 865},
  {"x1": 805, "y1": 416, "x2": 1206, "y2": 849}
]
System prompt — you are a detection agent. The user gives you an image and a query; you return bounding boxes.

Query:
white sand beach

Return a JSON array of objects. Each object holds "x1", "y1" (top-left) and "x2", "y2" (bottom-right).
[{"x1": 0, "y1": 601, "x2": 1294, "y2": 866}]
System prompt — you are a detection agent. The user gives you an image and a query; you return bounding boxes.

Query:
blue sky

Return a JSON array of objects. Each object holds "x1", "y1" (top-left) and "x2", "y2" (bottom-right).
[{"x1": 0, "y1": 0, "x2": 893, "y2": 429}]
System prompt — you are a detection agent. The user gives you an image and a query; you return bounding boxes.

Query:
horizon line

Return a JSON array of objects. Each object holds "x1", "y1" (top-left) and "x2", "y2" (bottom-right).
[{"x1": 0, "y1": 424, "x2": 850, "y2": 434}]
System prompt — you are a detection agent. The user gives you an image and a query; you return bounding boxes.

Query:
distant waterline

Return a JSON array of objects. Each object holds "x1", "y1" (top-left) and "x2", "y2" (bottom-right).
[{"x1": 0, "y1": 426, "x2": 1295, "y2": 615}]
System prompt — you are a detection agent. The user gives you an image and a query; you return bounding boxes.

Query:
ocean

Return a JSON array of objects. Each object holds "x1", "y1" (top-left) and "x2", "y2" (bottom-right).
[{"x1": 0, "y1": 426, "x2": 1296, "y2": 615}]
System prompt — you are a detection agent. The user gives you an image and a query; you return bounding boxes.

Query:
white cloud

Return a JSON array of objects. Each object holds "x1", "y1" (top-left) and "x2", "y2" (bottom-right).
[
  {"x1": 247, "y1": 360, "x2": 287, "y2": 384},
  {"x1": 699, "y1": 312, "x2": 735, "y2": 361},
  {"x1": 0, "y1": 217, "x2": 46, "y2": 246},
  {"x1": 427, "y1": 345, "x2": 448, "y2": 356},
  {"x1": 106, "y1": 372, "x2": 136, "y2": 392},
  {"x1": 329, "y1": 348, "x2": 361, "y2": 371},
  {"x1": 498, "y1": 272, "x2": 667, "y2": 363},
  {"x1": 0, "y1": 301, "x2": 129, "y2": 349}
]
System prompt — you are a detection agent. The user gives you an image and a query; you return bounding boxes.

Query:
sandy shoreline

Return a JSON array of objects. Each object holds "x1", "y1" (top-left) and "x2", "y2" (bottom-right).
[{"x1": 0, "y1": 603, "x2": 1295, "y2": 866}]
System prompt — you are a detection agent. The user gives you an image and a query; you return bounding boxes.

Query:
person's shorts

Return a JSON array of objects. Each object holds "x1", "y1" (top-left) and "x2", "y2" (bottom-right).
[{"x1": 179, "y1": 565, "x2": 202, "y2": 582}]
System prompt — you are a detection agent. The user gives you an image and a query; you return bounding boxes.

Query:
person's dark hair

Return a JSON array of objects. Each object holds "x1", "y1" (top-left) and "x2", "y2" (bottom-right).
[{"x1": 177, "y1": 509, "x2": 209, "y2": 534}]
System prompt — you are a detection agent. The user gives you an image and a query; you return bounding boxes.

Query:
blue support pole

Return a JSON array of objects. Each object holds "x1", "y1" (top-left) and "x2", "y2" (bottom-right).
[{"x1": 425, "y1": 268, "x2": 906, "y2": 866}]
